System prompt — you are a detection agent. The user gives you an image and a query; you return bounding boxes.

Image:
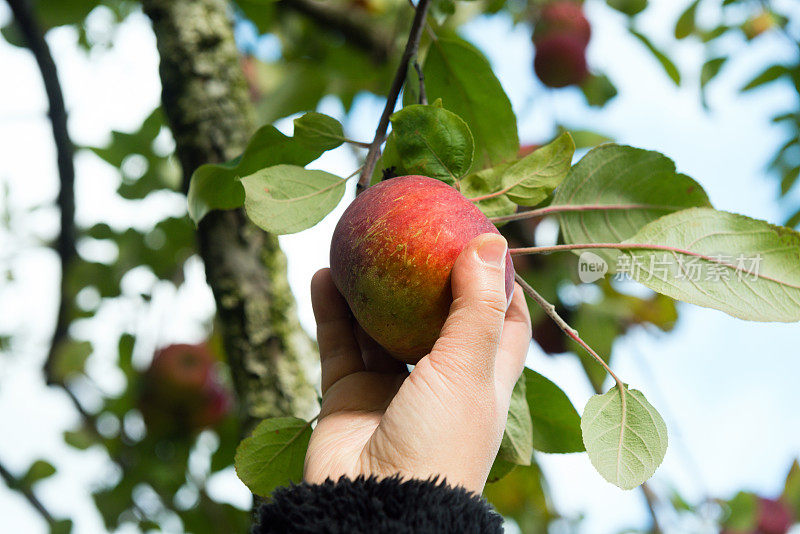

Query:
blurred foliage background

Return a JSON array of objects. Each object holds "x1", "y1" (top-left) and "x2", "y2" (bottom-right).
[{"x1": 0, "y1": 0, "x2": 799, "y2": 532}]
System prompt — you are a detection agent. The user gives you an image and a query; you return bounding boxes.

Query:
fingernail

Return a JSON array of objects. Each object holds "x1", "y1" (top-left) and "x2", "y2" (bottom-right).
[{"x1": 477, "y1": 235, "x2": 507, "y2": 267}]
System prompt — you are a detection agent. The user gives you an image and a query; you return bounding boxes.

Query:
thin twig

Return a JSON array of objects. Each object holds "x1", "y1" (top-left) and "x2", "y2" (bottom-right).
[
  {"x1": 414, "y1": 60, "x2": 427, "y2": 105},
  {"x1": 344, "y1": 138, "x2": 372, "y2": 149},
  {"x1": 6, "y1": 0, "x2": 76, "y2": 386},
  {"x1": 515, "y1": 273, "x2": 623, "y2": 387},
  {"x1": 0, "y1": 460, "x2": 57, "y2": 526},
  {"x1": 356, "y1": 0, "x2": 432, "y2": 193},
  {"x1": 640, "y1": 481, "x2": 663, "y2": 534}
]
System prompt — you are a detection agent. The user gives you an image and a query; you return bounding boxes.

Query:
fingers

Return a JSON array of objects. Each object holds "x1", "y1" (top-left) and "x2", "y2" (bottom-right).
[
  {"x1": 494, "y1": 283, "x2": 532, "y2": 401},
  {"x1": 428, "y1": 233, "x2": 510, "y2": 386},
  {"x1": 311, "y1": 269, "x2": 365, "y2": 394}
]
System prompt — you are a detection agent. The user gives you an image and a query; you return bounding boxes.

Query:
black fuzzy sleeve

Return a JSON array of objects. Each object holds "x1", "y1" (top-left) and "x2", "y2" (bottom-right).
[{"x1": 252, "y1": 475, "x2": 503, "y2": 534}]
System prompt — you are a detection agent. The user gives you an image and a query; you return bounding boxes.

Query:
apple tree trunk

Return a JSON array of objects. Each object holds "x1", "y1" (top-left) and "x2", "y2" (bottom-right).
[{"x1": 141, "y1": 0, "x2": 318, "y2": 429}]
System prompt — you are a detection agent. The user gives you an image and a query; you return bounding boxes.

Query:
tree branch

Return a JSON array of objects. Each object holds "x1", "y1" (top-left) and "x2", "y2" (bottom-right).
[
  {"x1": 356, "y1": 0, "x2": 432, "y2": 192},
  {"x1": 280, "y1": 0, "x2": 394, "y2": 62},
  {"x1": 5, "y1": 0, "x2": 76, "y2": 386},
  {"x1": 0, "y1": 460, "x2": 57, "y2": 527}
]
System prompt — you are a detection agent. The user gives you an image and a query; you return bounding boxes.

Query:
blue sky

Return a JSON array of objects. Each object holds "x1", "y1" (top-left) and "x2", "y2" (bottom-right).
[{"x1": 1, "y1": 0, "x2": 799, "y2": 532}]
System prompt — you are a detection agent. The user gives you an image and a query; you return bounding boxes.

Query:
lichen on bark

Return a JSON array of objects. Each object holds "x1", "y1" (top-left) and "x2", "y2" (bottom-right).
[{"x1": 141, "y1": 0, "x2": 319, "y2": 428}]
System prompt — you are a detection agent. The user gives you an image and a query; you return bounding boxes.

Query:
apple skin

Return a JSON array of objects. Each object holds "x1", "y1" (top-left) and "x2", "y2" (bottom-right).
[
  {"x1": 533, "y1": 33, "x2": 589, "y2": 88},
  {"x1": 330, "y1": 175, "x2": 515, "y2": 363},
  {"x1": 534, "y1": 1, "x2": 591, "y2": 48},
  {"x1": 139, "y1": 343, "x2": 232, "y2": 435},
  {"x1": 757, "y1": 498, "x2": 793, "y2": 534}
]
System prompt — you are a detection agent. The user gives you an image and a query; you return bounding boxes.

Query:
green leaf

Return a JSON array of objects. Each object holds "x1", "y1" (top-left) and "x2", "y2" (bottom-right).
[
  {"x1": 242, "y1": 165, "x2": 345, "y2": 235},
  {"x1": 525, "y1": 368, "x2": 585, "y2": 453},
  {"x1": 64, "y1": 428, "x2": 96, "y2": 450},
  {"x1": 786, "y1": 207, "x2": 800, "y2": 229},
  {"x1": 502, "y1": 132, "x2": 575, "y2": 206},
  {"x1": 700, "y1": 56, "x2": 727, "y2": 89},
  {"x1": 700, "y1": 56, "x2": 728, "y2": 109},
  {"x1": 606, "y1": 0, "x2": 647, "y2": 16},
  {"x1": 674, "y1": 0, "x2": 700, "y2": 39},
  {"x1": 780, "y1": 166, "x2": 800, "y2": 195},
  {"x1": 293, "y1": 112, "x2": 346, "y2": 151},
  {"x1": 553, "y1": 144, "x2": 711, "y2": 267},
  {"x1": 580, "y1": 73, "x2": 619, "y2": 107},
  {"x1": 1, "y1": 0, "x2": 98, "y2": 47},
  {"x1": 389, "y1": 104, "x2": 475, "y2": 184},
  {"x1": 783, "y1": 460, "x2": 800, "y2": 519},
  {"x1": 422, "y1": 38, "x2": 518, "y2": 168},
  {"x1": 700, "y1": 24, "x2": 730, "y2": 42},
  {"x1": 51, "y1": 339, "x2": 92, "y2": 381},
  {"x1": 741, "y1": 64, "x2": 790, "y2": 92},
  {"x1": 497, "y1": 374, "x2": 533, "y2": 465},
  {"x1": 723, "y1": 491, "x2": 758, "y2": 530},
  {"x1": 50, "y1": 519, "x2": 73, "y2": 534},
  {"x1": 560, "y1": 127, "x2": 614, "y2": 148},
  {"x1": 630, "y1": 30, "x2": 681, "y2": 85},
  {"x1": 254, "y1": 62, "x2": 328, "y2": 124},
  {"x1": 118, "y1": 333, "x2": 135, "y2": 379},
  {"x1": 234, "y1": 416, "x2": 312, "y2": 497},
  {"x1": 484, "y1": 462, "x2": 552, "y2": 531},
  {"x1": 460, "y1": 165, "x2": 517, "y2": 219},
  {"x1": 622, "y1": 208, "x2": 800, "y2": 322},
  {"x1": 486, "y1": 458, "x2": 516, "y2": 483},
  {"x1": 581, "y1": 384, "x2": 667, "y2": 490},
  {"x1": 21, "y1": 460, "x2": 57, "y2": 487},
  {"x1": 187, "y1": 125, "x2": 326, "y2": 224}
]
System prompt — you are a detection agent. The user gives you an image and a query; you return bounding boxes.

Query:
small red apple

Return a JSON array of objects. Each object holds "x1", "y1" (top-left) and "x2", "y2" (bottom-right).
[
  {"x1": 330, "y1": 176, "x2": 515, "y2": 363},
  {"x1": 757, "y1": 497, "x2": 793, "y2": 534},
  {"x1": 139, "y1": 343, "x2": 232, "y2": 435},
  {"x1": 533, "y1": 34, "x2": 589, "y2": 88}
]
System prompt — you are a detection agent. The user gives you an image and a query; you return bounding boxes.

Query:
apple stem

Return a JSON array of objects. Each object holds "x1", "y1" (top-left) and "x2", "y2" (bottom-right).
[
  {"x1": 356, "y1": 0, "x2": 433, "y2": 194},
  {"x1": 514, "y1": 273, "x2": 624, "y2": 389}
]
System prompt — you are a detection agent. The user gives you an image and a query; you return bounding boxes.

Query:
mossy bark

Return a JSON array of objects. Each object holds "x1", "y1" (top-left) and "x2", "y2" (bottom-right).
[{"x1": 141, "y1": 0, "x2": 318, "y2": 427}]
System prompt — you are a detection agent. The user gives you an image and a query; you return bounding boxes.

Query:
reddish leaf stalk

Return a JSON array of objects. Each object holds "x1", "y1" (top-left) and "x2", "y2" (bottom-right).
[
  {"x1": 488, "y1": 203, "x2": 675, "y2": 223},
  {"x1": 515, "y1": 273, "x2": 623, "y2": 388}
]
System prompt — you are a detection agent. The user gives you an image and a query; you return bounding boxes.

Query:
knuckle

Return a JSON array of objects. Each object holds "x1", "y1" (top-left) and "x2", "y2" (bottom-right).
[{"x1": 471, "y1": 287, "x2": 508, "y2": 317}]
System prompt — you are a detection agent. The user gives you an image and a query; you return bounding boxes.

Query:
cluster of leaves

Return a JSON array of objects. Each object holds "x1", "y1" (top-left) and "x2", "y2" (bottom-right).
[
  {"x1": 1, "y1": 0, "x2": 136, "y2": 49},
  {"x1": 199, "y1": 18, "x2": 800, "y2": 503},
  {"x1": 603, "y1": 0, "x2": 800, "y2": 230},
  {"x1": 663, "y1": 0, "x2": 800, "y2": 229}
]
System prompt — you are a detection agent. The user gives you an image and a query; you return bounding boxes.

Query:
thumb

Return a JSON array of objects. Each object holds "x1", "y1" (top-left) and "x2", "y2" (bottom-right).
[{"x1": 427, "y1": 233, "x2": 510, "y2": 386}]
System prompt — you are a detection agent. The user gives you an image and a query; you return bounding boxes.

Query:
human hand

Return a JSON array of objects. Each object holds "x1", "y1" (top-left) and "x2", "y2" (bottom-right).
[{"x1": 304, "y1": 233, "x2": 532, "y2": 495}]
